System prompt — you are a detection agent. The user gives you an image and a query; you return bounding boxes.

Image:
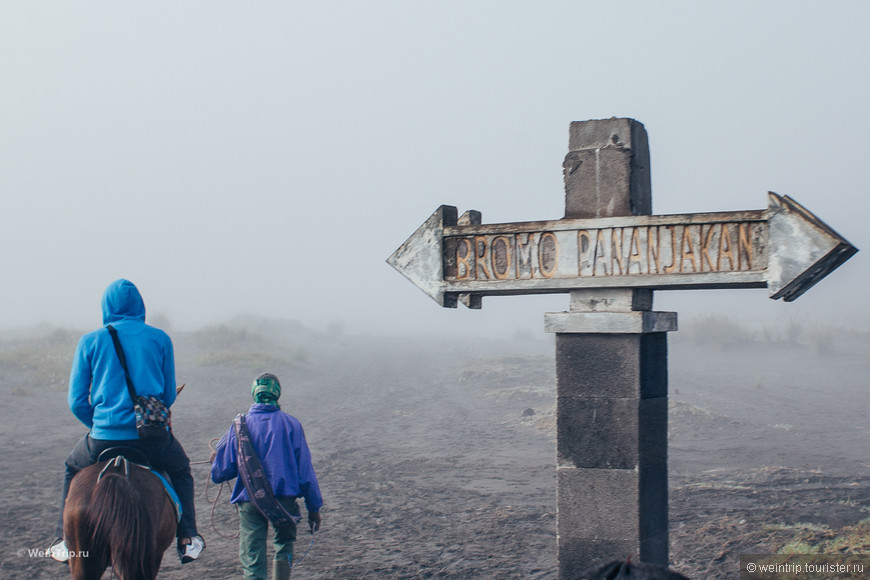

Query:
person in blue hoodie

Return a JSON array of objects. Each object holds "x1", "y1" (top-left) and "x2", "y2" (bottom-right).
[
  {"x1": 49, "y1": 279, "x2": 204, "y2": 564},
  {"x1": 211, "y1": 372, "x2": 323, "y2": 580}
]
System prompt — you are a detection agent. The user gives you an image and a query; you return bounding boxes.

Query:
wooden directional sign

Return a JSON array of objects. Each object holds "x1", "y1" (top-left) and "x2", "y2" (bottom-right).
[{"x1": 388, "y1": 192, "x2": 857, "y2": 308}]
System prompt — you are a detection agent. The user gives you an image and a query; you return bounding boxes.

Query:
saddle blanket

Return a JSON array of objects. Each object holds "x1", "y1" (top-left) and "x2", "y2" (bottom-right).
[{"x1": 147, "y1": 468, "x2": 183, "y2": 523}]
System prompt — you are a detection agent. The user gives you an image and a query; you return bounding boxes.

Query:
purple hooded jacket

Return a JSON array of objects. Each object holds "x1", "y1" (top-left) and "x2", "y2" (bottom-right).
[{"x1": 210, "y1": 403, "x2": 323, "y2": 513}]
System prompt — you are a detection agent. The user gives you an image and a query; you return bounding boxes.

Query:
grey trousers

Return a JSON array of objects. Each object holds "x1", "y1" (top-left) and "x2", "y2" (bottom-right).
[{"x1": 238, "y1": 498, "x2": 299, "y2": 580}]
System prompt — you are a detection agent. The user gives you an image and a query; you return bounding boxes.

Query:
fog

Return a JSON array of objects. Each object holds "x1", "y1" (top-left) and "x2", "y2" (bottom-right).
[{"x1": 1, "y1": 1, "x2": 867, "y2": 338}]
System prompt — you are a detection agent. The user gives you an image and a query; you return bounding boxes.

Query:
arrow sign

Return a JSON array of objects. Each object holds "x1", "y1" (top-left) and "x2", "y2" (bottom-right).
[{"x1": 387, "y1": 192, "x2": 857, "y2": 308}]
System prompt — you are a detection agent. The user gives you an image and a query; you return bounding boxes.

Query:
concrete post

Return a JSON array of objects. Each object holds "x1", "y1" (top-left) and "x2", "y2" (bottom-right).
[{"x1": 545, "y1": 118, "x2": 676, "y2": 577}]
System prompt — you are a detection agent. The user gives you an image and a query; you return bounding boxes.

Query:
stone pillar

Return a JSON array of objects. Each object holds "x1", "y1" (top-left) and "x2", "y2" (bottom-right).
[{"x1": 545, "y1": 119, "x2": 676, "y2": 577}]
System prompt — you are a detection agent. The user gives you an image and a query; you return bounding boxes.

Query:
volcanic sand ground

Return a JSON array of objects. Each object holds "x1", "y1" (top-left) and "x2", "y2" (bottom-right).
[{"x1": 1, "y1": 321, "x2": 868, "y2": 579}]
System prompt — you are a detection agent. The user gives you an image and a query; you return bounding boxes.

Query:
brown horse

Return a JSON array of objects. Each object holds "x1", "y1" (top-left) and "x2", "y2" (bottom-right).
[{"x1": 63, "y1": 454, "x2": 177, "y2": 580}]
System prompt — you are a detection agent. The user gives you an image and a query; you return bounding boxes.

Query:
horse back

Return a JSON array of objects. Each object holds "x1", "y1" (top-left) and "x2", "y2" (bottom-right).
[{"x1": 64, "y1": 458, "x2": 176, "y2": 580}]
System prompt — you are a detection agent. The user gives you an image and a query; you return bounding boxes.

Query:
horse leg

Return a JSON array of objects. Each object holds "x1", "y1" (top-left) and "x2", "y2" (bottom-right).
[{"x1": 67, "y1": 550, "x2": 109, "y2": 580}]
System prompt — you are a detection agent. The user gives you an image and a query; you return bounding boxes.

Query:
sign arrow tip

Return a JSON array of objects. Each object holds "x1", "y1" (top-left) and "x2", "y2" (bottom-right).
[
  {"x1": 387, "y1": 205, "x2": 459, "y2": 308},
  {"x1": 766, "y1": 192, "x2": 858, "y2": 302}
]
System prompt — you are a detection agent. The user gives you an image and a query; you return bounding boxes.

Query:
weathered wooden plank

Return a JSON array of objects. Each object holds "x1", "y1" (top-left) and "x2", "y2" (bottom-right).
[{"x1": 387, "y1": 192, "x2": 856, "y2": 306}]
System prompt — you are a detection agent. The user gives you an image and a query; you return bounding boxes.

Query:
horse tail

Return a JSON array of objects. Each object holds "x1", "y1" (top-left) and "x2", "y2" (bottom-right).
[{"x1": 89, "y1": 472, "x2": 157, "y2": 580}]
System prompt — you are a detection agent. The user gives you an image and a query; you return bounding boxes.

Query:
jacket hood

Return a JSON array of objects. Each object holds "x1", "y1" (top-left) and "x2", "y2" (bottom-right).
[{"x1": 101, "y1": 279, "x2": 146, "y2": 325}]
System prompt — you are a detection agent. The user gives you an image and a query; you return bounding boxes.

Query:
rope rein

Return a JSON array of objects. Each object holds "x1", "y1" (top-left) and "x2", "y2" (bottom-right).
[
  {"x1": 290, "y1": 531, "x2": 317, "y2": 569},
  {"x1": 190, "y1": 438, "x2": 240, "y2": 540}
]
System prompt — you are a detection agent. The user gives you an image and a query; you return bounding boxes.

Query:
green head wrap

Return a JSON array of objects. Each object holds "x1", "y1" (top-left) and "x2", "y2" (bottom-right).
[{"x1": 252, "y1": 372, "x2": 281, "y2": 406}]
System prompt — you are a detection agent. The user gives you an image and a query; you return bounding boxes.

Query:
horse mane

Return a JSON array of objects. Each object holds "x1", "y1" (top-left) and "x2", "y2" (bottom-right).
[{"x1": 88, "y1": 469, "x2": 157, "y2": 580}]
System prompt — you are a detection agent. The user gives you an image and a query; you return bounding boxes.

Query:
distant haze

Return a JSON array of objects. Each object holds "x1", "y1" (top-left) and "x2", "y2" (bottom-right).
[{"x1": 1, "y1": 1, "x2": 866, "y2": 337}]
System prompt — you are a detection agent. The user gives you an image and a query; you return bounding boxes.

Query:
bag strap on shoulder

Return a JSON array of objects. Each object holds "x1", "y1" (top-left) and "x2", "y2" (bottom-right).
[
  {"x1": 107, "y1": 324, "x2": 138, "y2": 403},
  {"x1": 233, "y1": 413, "x2": 301, "y2": 528}
]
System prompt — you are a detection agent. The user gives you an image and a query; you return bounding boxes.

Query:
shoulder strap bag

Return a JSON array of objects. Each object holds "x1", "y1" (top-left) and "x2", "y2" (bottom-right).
[{"x1": 107, "y1": 324, "x2": 170, "y2": 440}]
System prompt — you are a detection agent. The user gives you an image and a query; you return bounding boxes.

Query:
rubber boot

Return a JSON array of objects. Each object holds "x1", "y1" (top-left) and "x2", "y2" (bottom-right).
[{"x1": 272, "y1": 559, "x2": 291, "y2": 580}]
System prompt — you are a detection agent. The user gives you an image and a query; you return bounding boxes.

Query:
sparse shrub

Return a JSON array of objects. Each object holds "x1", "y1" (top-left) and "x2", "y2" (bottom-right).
[
  {"x1": 190, "y1": 324, "x2": 268, "y2": 351},
  {"x1": 685, "y1": 314, "x2": 754, "y2": 349},
  {"x1": 148, "y1": 312, "x2": 173, "y2": 332},
  {"x1": 290, "y1": 345, "x2": 309, "y2": 364},
  {"x1": 197, "y1": 351, "x2": 288, "y2": 371},
  {"x1": 784, "y1": 316, "x2": 804, "y2": 346},
  {"x1": 512, "y1": 327, "x2": 534, "y2": 340},
  {"x1": 194, "y1": 343, "x2": 308, "y2": 371},
  {"x1": 0, "y1": 327, "x2": 78, "y2": 390},
  {"x1": 326, "y1": 320, "x2": 345, "y2": 337},
  {"x1": 811, "y1": 329, "x2": 836, "y2": 355},
  {"x1": 768, "y1": 519, "x2": 870, "y2": 555}
]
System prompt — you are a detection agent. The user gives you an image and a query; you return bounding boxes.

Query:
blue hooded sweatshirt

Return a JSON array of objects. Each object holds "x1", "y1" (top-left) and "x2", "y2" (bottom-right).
[{"x1": 68, "y1": 279, "x2": 177, "y2": 440}]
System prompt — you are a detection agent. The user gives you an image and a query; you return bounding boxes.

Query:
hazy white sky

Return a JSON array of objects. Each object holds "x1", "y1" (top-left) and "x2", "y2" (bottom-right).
[{"x1": 1, "y1": 1, "x2": 867, "y2": 336}]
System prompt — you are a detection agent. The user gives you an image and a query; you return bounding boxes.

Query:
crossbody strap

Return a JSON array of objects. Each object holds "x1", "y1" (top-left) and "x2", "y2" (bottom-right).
[
  {"x1": 233, "y1": 413, "x2": 301, "y2": 528},
  {"x1": 107, "y1": 324, "x2": 138, "y2": 404}
]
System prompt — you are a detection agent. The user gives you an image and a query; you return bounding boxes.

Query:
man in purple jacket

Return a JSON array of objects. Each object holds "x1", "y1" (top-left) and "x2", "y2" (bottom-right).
[{"x1": 211, "y1": 372, "x2": 323, "y2": 580}]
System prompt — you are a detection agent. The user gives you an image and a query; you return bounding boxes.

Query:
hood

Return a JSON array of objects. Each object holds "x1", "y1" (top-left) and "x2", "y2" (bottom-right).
[{"x1": 101, "y1": 279, "x2": 146, "y2": 325}]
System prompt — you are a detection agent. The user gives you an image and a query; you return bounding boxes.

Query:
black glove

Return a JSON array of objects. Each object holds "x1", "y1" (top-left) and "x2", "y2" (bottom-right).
[{"x1": 308, "y1": 511, "x2": 321, "y2": 534}]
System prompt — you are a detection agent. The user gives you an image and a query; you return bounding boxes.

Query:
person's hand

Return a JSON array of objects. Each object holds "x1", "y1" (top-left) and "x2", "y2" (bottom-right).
[{"x1": 308, "y1": 511, "x2": 321, "y2": 534}]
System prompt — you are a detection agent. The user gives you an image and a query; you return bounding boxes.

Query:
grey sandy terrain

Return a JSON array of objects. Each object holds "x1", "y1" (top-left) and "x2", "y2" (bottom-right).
[{"x1": 1, "y1": 320, "x2": 867, "y2": 578}]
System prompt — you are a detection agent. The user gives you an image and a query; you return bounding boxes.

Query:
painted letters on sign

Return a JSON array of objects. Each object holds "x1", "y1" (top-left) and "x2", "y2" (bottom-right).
[{"x1": 445, "y1": 220, "x2": 766, "y2": 282}]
